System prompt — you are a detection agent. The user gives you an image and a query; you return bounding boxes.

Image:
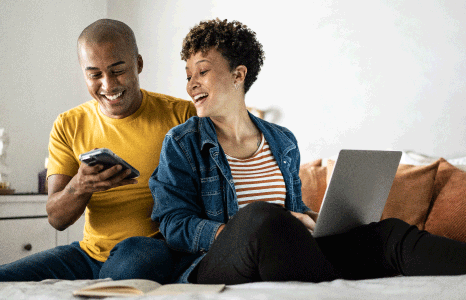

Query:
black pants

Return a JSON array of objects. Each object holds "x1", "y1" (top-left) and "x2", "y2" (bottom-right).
[{"x1": 195, "y1": 201, "x2": 466, "y2": 284}]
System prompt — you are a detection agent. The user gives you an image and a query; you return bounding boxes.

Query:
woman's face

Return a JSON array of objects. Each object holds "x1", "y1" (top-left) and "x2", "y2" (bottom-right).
[{"x1": 185, "y1": 49, "x2": 237, "y2": 118}]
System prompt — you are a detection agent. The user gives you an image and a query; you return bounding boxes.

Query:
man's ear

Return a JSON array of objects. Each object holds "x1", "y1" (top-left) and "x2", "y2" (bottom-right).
[
  {"x1": 234, "y1": 65, "x2": 247, "y2": 85},
  {"x1": 137, "y1": 54, "x2": 143, "y2": 74}
]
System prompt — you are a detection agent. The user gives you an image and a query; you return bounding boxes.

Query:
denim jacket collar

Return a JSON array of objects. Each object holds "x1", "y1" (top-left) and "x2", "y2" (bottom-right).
[
  {"x1": 198, "y1": 111, "x2": 296, "y2": 160},
  {"x1": 199, "y1": 116, "x2": 218, "y2": 152}
]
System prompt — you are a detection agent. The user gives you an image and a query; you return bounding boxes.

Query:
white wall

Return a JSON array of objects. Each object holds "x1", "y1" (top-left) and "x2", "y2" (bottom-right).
[
  {"x1": 109, "y1": 0, "x2": 466, "y2": 164},
  {"x1": 0, "y1": 0, "x2": 107, "y2": 192},
  {"x1": 2, "y1": 0, "x2": 466, "y2": 192}
]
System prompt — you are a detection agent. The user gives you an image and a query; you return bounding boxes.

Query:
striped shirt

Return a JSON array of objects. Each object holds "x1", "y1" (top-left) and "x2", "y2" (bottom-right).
[{"x1": 225, "y1": 134, "x2": 286, "y2": 209}]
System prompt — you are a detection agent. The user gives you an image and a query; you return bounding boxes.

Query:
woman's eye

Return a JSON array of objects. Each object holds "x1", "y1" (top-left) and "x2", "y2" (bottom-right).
[
  {"x1": 200, "y1": 70, "x2": 208, "y2": 75},
  {"x1": 186, "y1": 76, "x2": 191, "y2": 81}
]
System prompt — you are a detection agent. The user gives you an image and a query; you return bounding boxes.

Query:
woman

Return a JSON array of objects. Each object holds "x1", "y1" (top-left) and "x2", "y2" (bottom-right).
[{"x1": 149, "y1": 18, "x2": 466, "y2": 284}]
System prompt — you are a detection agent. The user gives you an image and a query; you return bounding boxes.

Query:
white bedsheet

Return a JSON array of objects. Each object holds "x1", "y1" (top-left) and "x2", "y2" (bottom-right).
[{"x1": 1, "y1": 275, "x2": 466, "y2": 300}]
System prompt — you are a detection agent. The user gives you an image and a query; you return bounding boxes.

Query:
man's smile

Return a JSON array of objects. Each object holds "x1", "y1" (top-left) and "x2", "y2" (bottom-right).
[{"x1": 101, "y1": 91, "x2": 124, "y2": 101}]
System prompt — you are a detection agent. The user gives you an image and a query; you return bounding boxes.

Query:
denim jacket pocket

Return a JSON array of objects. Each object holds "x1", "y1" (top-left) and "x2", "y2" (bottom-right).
[{"x1": 200, "y1": 175, "x2": 224, "y2": 221}]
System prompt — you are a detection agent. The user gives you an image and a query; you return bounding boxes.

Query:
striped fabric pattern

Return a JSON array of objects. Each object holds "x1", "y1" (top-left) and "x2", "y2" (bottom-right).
[{"x1": 226, "y1": 135, "x2": 286, "y2": 209}]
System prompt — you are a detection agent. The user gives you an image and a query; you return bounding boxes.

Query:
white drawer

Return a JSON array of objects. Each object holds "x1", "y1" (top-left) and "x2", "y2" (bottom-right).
[
  {"x1": 0, "y1": 195, "x2": 48, "y2": 218},
  {"x1": 0, "y1": 218, "x2": 56, "y2": 265}
]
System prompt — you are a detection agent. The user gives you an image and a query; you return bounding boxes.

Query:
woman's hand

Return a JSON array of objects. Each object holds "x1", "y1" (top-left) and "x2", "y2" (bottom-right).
[
  {"x1": 215, "y1": 224, "x2": 225, "y2": 239},
  {"x1": 304, "y1": 210, "x2": 319, "y2": 222},
  {"x1": 290, "y1": 211, "x2": 318, "y2": 231}
]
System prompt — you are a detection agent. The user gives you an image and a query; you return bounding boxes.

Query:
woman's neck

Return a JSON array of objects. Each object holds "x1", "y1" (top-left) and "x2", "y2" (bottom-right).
[{"x1": 211, "y1": 108, "x2": 262, "y2": 159}]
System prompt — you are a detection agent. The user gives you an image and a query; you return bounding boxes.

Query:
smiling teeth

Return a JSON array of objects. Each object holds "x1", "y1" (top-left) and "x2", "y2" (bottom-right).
[
  {"x1": 104, "y1": 92, "x2": 123, "y2": 100},
  {"x1": 194, "y1": 93, "x2": 208, "y2": 101}
]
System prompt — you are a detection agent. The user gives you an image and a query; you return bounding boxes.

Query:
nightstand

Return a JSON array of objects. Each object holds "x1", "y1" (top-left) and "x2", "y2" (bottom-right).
[{"x1": 0, "y1": 194, "x2": 85, "y2": 265}]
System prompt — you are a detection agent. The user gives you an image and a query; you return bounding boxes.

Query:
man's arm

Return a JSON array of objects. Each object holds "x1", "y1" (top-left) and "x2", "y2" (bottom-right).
[{"x1": 46, "y1": 163, "x2": 136, "y2": 231}]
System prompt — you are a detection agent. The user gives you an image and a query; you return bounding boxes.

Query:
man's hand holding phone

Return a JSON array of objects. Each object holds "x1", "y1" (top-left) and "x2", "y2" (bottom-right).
[
  {"x1": 46, "y1": 148, "x2": 139, "y2": 231},
  {"x1": 73, "y1": 162, "x2": 137, "y2": 194},
  {"x1": 75, "y1": 148, "x2": 139, "y2": 194}
]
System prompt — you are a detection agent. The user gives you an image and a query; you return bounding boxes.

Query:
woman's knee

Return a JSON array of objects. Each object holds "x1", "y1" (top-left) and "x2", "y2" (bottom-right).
[
  {"x1": 230, "y1": 202, "x2": 295, "y2": 237},
  {"x1": 238, "y1": 202, "x2": 287, "y2": 222},
  {"x1": 377, "y1": 218, "x2": 412, "y2": 234}
]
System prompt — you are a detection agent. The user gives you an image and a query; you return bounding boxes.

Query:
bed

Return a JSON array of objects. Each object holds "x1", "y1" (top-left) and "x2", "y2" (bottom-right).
[
  {"x1": 2, "y1": 150, "x2": 466, "y2": 300},
  {"x1": 2, "y1": 275, "x2": 466, "y2": 300}
]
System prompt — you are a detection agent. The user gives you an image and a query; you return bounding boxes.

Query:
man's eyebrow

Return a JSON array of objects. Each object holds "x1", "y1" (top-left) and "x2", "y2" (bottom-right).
[
  {"x1": 85, "y1": 61, "x2": 125, "y2": 71},
  {"x1": 108, "y1": 61, "x2": 125, "y2": 68}
]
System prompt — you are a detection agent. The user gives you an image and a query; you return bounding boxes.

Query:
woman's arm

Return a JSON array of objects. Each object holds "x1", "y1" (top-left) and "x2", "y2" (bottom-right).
[
  {"x1": 150, "y1": 134, "x2": 224, "y2": 254},
  {"x1": 284, "y1": 129, "x2": 319, "y2": 228}
]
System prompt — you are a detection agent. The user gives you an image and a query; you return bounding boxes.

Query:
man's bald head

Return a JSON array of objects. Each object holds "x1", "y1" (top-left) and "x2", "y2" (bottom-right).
[{"x1": 77, "y1": 19, "x2": 139, "y2": 61}]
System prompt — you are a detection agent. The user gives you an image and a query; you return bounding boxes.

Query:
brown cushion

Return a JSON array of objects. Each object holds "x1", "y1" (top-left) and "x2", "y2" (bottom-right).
[
  {"x1": 381, "y1": 160, "x2": 440, "y2": 230},
  {"x1": 326, "y1": 159, "x2": 335, "y2": 183},
  {"x1": 307, "y1": 158, "x2": 322, "y2": 167},
  {"x1": 424, "y1": 159, "x2": 466, "y2": 242},
  {"x1": 299, "y1": 159, "x2": 326, "y2": 212},
  {"x1": 327, "y1": 158, "x2": 439, "y2": 229}
]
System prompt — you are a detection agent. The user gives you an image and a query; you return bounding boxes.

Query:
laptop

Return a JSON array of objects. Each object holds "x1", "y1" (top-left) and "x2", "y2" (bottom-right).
[{"x1": 311, "y1": 149, "x2": 402, "y2": 238}]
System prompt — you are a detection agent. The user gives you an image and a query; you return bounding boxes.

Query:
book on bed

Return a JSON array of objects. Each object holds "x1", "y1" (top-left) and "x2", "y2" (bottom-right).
[{"x1": 72, "y1": 279, "x2": 225, "y2": 297}]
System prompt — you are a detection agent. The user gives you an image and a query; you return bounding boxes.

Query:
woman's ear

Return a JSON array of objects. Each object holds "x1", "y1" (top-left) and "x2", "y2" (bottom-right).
[{"x1": 234, "y1": 65, "x2": 247, "y2": 85}]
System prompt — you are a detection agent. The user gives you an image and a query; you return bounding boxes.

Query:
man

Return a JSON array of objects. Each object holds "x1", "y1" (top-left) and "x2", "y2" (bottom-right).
[{"x1": 0, "y1": 19, "x2": 196, "y2": 282}]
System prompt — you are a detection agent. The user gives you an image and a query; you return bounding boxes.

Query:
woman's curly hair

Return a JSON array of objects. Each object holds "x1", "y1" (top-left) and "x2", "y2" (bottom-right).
[{"x1": 181, "y1": 18, "x2": 265, "y2": 94}]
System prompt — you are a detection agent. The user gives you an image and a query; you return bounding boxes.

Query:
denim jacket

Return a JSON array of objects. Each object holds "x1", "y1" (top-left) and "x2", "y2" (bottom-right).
[{"x1": 149, "y1": 112, "x2": 310, "y2": 282}]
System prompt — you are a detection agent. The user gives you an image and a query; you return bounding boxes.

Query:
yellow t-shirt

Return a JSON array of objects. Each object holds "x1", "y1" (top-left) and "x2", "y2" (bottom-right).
[{"x1": 47, "y1": 89, "x2": 196, "y2": 262}]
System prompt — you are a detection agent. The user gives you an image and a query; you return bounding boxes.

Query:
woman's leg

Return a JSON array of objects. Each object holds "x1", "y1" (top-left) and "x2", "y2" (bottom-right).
[
  {"x1": 316, "y1": 218, "x2": 466, "y2": 280},
  {"x1": 195, "y1": 202, "x2": 340, "y2": 284}
]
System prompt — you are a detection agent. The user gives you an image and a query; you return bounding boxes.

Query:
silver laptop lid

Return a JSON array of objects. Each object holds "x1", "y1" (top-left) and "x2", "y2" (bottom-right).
[{"x1": 312, "y1": 149, "x2": 402, "y2": 238}]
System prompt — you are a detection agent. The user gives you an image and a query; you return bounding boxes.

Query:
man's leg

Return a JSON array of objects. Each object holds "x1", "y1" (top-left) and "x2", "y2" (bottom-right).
[
  {"x1": 195, "y1": 202, "x2": 339, "y2": 284},
  {"x1": 0, "y1": 242, "x2": 102, "y2": 281},
  {"x1": 99, "y1": 237, "x2": 178, "y2": 284}
]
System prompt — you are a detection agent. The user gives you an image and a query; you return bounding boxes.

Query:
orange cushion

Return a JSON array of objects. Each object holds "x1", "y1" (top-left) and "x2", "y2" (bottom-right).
[
  {"x1": 327, "y1": 159, "x2": 439, "y2": 229},
  {"x1": 299, "y1": 159, "x2": 326, "y2": 212},
  {"x1": 381, "y1": 160, "x2": 440, "y2": 229},
  {"x1": 424, "y1": 159, "x2": 466, "y2": 242}
]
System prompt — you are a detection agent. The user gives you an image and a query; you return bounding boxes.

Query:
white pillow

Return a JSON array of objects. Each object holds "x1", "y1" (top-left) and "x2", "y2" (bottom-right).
[
  {"x1": 323, "y1": 150, "x2": 466, "y2": 171},
  {"x1": 400, "y1": 150, "x2": 466, "y2": 171},
  {"x1": 455, "y1": 165, "x2": 466, "y2": 172},
  {"x1": 399, "y1": 150, "x2": 438, "y2": 165}
]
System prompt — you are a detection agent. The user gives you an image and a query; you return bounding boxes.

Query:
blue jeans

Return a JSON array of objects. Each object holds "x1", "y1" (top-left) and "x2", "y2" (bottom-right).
[{"x1": 0, "y1": 237, "x2": 177, "y2": 283}]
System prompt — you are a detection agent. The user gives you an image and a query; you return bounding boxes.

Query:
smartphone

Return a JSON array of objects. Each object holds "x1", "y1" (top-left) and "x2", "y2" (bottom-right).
[{"x1": 78, "y1": 148, "x2": 140, "y2": 179}]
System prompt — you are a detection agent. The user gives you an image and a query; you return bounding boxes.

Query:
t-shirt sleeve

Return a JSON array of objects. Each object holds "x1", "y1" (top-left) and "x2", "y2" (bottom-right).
[{"x1": 47, "y1": 114, "x2": 79, "y2": 178}]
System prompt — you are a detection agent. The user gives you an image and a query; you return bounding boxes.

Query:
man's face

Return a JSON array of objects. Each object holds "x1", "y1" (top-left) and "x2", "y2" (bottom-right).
[{"x1": 79, "y1": 38, "x2": 143, "y2": 119}]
